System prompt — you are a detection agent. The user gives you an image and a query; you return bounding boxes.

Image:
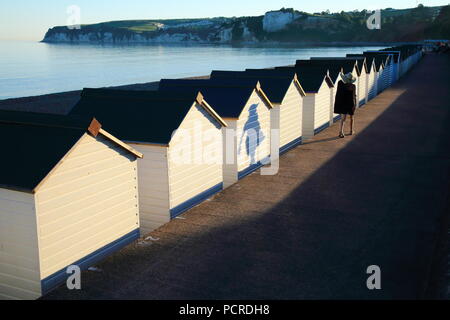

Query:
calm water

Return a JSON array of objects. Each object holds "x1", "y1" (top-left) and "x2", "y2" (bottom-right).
[{"x1": 0, "y1": 40, "x2": 384, "y2": 100}]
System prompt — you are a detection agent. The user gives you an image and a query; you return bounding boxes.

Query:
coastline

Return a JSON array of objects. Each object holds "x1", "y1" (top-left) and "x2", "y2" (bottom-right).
[{"x1": 40, "y1": 39, "x2": 414, "y2": 47}]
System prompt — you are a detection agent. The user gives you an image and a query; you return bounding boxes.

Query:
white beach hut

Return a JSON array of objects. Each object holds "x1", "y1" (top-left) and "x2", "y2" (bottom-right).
[
  {"x1": 352, "y1": 58, "x2": 369, "y2": 106},
  {"x1": 381, "y1": 59, "x2": 392, "y2": 91},
  {"x1": 394, "y1": 47, "x2": 408, "y2": 77},
  {"x1": 414, "y1": 45, "x2": 423, "y2": 64},
  {"x1": 379, "y1": 49, "x2": 401, "y2": 82},
  {"x1": 307, "y1": 58, "x2": 363, "y2": 107},
  {"x1": 395, "y1": 45, "x2": 422, "y2": 76},
  {"x1": 70, "y1": 89, "x2": 227, "y2": 234},
  {"x1": 294, "y1": 61, "x2": 343, "y2": 123},
  {"x1": 158, "y1": 80, "x2": 273, "y2": 188},
  {"x1": 348, "y1": 54, "x2": 378, "y2": 101},
  {"x1": 364, "y1": 52, "x2": 393, "y2": 92},
  {"x1": 210, "y1": 70, "x2": 306, "y2": 154},
  {"x1": 300, "y1": 70, "x2": 335, "y2": 139},
  {"x1": 269, "y1": 66, "x2": 334, "y2": 140},
  {"x1": 401, "y1": 48, "x2": 414, "y2": 74},
  {"x1": 0, "y1": 111, "x2": 143, "y2": 300},
  {"x1": 362, "y1": 54, "x2": 385, "y2": 96},
  {"x1": 365, "y1": 58, "x2": 377, "y2": 102}
]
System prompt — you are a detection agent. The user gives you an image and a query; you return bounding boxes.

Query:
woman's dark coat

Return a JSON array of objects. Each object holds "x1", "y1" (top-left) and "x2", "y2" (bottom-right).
[{"x1": 334, "y1": 80, "x2": 357, "y2": 115}]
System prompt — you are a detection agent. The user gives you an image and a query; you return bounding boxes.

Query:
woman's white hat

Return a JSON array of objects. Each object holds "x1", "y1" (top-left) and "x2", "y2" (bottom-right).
[{"x1": 341, "y1": 72, "x2": 357, "y2": 84}]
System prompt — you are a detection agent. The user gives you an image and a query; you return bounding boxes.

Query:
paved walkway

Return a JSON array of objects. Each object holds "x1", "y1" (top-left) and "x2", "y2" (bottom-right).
[{"x1": 44, "y1": 54, "x2": 450, "y2": 300}]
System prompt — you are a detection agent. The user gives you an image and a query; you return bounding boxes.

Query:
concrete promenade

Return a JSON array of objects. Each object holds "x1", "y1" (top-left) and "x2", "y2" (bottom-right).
[{"x1": 42, "y1": 54, "x2": 450, "y2": 299}]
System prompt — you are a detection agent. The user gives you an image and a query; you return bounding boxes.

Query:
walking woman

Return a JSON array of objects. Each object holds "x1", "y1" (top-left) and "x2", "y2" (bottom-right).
[{"x1": 334, "y1": 72, "x2": 357, "y2": 138}]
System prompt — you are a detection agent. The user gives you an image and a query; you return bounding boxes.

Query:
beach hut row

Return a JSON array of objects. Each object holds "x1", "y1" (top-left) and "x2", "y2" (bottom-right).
[
  {"x1": 380, "y1": 45, "x2": 423, "y2": 77},
  {"x1": 0, "y1": 45, "x2": 423, "y2": 299}
]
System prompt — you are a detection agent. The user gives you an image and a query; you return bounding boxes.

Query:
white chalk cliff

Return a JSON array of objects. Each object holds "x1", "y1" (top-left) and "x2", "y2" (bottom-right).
[{"x1": 262, "y1": 10, "x2": 302, "y2": 32}]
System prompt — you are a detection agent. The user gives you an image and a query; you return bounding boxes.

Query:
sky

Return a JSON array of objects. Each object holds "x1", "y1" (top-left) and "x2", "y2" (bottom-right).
[{"x1": 0, "y1": 0, "x2": 448, "y2": 41}]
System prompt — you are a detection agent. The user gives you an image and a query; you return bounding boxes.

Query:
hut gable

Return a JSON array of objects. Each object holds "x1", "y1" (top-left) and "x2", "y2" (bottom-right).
[
  {"x1": 235, "y1": 90, "x2": 272, "y2": 173},
  {"x1": 347, "y1": 54, "x2": 377, "y2": 74},
  {"x1": 237, "y1": 89, "x2": 272, "y2": 119},
  {"x1": 0, "y1": 111, "x2": 141, "y2": 193},
  {"x1": 279, "y1": 81, "x2": 303, "y2": 147},
  {"x1": 300, "y1": 70, "x2": 334, "y2": 94},
  {"x1": 354, "y1": 58, "x2": 369, "y2": 74},
  {"x1": 168, "y1": 102, "x2": 224, "y2": 212},
  {"x1": 35, "y1": 132, "x2": 140, "y2": 281},
  {"x1": 361, "y1": 53, "x2": 390, "y2": 71},
  {"x1": 314, "y1": 79, "x2": 333, "y2": 130}
]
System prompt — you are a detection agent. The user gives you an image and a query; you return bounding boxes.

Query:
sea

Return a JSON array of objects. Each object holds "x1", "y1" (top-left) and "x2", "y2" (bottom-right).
[{"x1": 0, "y1": 40, "x2": 385, "y2": 100}]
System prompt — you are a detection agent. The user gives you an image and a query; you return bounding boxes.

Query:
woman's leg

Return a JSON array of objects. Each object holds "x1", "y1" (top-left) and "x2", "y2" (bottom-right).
[
  {"x1": 339, "y1": 114, "x2": 347, "y2": 137},
  {"x1": 349, "y1": 115, "x2": 355, "y2": 134}
]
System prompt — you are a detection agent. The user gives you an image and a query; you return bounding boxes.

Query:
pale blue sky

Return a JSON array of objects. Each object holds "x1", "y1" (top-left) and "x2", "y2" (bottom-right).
[{"x1": 0, "y1": 0, "x2": 448, "y2": 41}]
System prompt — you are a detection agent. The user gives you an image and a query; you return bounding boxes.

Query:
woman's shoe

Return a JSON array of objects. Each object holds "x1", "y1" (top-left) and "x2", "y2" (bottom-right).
[
  {"x1": 349, "y1": 130, "x2": 355, "y2": 135},
  {"x1": 339, "y1": 132, "x2": 345, "y2": 138}
]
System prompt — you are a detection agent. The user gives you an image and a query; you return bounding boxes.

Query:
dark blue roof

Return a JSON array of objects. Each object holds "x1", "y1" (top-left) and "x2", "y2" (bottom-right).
[
  {"x1": 70, "y1": 88, "x2": 208, "y2": 145},
  {"x1": 382, "y1": 45, "x2": 421, "y2": 60},
  {"x1": 377, "y1": 50, "x2": 401, "y2": 63},
  {"x1": 294, "y1": 60, "x2": 343, "y2": 82},
  {"x1": 349, "y1": 57, "x2": 368, "y2": 73},
  {"x1": 307, "y1": 57, "x2": 365, "y2": 74},
  {"x1": 0, "y1": 110, "x2": 95, "y2": 192},
  {"x1": 210, "y1": 71, "x2": 298, "y2": 103},
  {"x1": 273, "y1": 66, "x2": 334, "y2": 92},
  {"x1": 347, "y1": 54, "x2": 379, "y2": 72},
  {"x1": 244, "y1": 68, "x2": 297, "y2": 78},
  {"x1": 362, "y1": 52, "x2": 392, "y2": 69},
  {"x1": 244, "y1": 67, "x2": 332, "y2": 93},
  {"x1": 158, "y1": 79, "x2": 269, "y2": 118}
]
